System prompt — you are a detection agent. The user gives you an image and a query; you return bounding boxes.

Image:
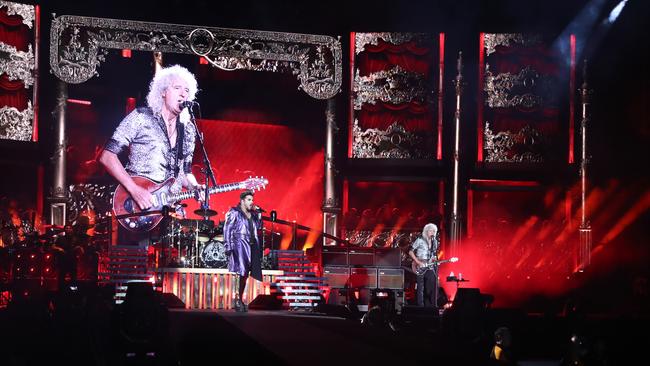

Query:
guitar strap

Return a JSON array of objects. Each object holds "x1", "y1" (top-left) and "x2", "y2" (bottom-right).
[{"x1": 175, "y1": 121, "x2": 185, "y2": 178}]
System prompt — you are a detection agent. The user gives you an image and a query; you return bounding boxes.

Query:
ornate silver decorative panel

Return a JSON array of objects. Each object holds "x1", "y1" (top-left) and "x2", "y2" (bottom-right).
[
  {"x1": 483, "y1": 33, "x2": 542, "y2": 56},
  {"x1": 354, "y1": 32, "x2": 431, "y2": 55},
  {"x1": 50, "y1": 15, "x2": 342, "y2": 99},
  {"x1": 0, "y1": 42, "x2": 35, "y2": 86},
  {"x1": 484, "y1": 64, "x2": 555, "y2": 109},
  {"x1": 352, "y1": 119, "x2": 434, "y2": 159},
  {"x1": 345, "y1": 229, "x2": 419, "y2": 248},
  {"x1": 353, "y1": 66, "x2": 430, "y2": 110},
  {"x1": 0, "y1": 1, "x2": 35, "y2": 28},
  {"x1": 0, "y1": 101, "x2": 33, "y2": 141},
  {"x1": 483, "y1": 122, "x2": 544, "y2": 163},
  {"x1": 67, "y1": 183, "x2": 114, "y2": 223}
]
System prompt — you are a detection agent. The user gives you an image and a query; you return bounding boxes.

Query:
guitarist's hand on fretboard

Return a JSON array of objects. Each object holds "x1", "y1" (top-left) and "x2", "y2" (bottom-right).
[
  {"x1": 192, "y1": 184, "x2": 207, "y2": 202},
  {"x1": 128, "y1": 184, "x2": 154, "y2": 211}
]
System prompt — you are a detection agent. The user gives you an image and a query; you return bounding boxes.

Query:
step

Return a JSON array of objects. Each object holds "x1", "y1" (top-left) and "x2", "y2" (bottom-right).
[
  {"x1": 275, "y1": 276, "x2": 326, "y2": 281},
  {"x1": 281, "y1": 272, "x2": 317, "y2": 276},
  {"x1": 288, "y1": 302, "x2": 319, "y2": 307},
  {"x1": 106, "y1": 256, "x2": 147, "y2": 261},
  {"x1": 275, "y1": 289, "x2": 322, "y2": 294},
  {"x1": 111, "y1": 246, "x2": 149, "y2": 251},
  {"x1": 106, "y1": 261, "x2": 148, "y2": 266},
  {"x1": 106, "y1": 268, "x2": 149, "y2": 274},
  {"x1": 98, "y1": 272, "x2": 152, "y2": 278},
  {"x1": 271, "y1": 282, "x2": 324, "y2": 288},
  {"x1": 277, "y1": 257, "x2": 310, "y2": 262},
  {"x1": 272, "y1": 250, "x2": 304, "y2": 254},
  {"x1": 281, "y1": 295, "x2": 322, "y2": 300},
  {"x1": 278, "y1": 265, "x2": 314, "y2": 270},
  {"x1": 99, "y1": 279, "x2": 150, "y2": 284}
]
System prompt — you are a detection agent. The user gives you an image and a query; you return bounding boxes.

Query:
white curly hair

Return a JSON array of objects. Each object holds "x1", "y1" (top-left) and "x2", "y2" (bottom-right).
[
  {"x1": 422, "y1": 223, "x2": 438, "y2": 239},
  {"x1": 146, "y1": 64, "x2": 198, "y2": 118}
]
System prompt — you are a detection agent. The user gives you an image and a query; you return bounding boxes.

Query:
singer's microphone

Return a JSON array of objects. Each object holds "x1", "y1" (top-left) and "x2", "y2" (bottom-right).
[
  {"x1": 179, "y1": 100, "x2": 195, "y2": 109},
  {"x1": 253, "y1": 205, "x2": 266, "y2": 213}
]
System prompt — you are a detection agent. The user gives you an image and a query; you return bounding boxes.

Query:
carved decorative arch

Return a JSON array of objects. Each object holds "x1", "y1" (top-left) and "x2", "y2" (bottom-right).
[{"x1": 49, "y1": 15, "x2": 342, "y2": 99}]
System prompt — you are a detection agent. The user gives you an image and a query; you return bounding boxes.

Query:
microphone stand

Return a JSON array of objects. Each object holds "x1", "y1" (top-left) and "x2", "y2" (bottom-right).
[{"x1": 186, "y1": 103, "x2": 217, "y2": 220}]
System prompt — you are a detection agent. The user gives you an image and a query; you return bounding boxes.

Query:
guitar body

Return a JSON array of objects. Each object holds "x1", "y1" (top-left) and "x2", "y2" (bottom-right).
[
  {"x1": 113, "y1": 176, "x2": 176, "y2": 232},
  {"x1": 412, "y1": 257, "x2": 458, "y2": 275},
  {"x1": 113, "y1": 175, "x2": 269, "y2": 232}
]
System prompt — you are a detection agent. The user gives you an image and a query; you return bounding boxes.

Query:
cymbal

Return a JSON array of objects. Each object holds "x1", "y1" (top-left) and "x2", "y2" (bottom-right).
[
  {"x1": 43, "y1": 224, "x2": 64, "y2": 230},
  {"x1": 194, "y1": 208, "x2": 218, "y2": 217}
]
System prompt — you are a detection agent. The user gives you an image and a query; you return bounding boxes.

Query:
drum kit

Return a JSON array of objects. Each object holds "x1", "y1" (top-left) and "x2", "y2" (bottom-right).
[{"x1": 162, "y1": 210, "x2": 228, "y2": 269}]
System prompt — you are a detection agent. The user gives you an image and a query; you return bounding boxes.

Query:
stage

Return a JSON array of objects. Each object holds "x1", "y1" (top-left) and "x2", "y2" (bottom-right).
[
  {"x1": 156, "y1": 268, "x2": 283, "y2": 310},
  {"x1": 2, "y1": 295, "x2": 648, "y2": 366}
]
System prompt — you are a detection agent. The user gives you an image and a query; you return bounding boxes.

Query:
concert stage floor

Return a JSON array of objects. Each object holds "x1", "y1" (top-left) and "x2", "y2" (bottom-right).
[{"x1": 2, "y1": 296, "x2": 648, "y2": 365}]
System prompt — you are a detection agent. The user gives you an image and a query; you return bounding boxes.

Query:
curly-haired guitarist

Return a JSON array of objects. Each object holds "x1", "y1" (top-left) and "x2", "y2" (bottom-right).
[{"x1": 409, "y1": 223, "x2": 441, "y2": 307}]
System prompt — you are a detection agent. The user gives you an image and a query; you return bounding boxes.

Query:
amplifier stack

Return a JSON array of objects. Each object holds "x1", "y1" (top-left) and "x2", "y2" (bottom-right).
[{"x1": 322, "y1": 246, "x2": 404, "y2": 311}]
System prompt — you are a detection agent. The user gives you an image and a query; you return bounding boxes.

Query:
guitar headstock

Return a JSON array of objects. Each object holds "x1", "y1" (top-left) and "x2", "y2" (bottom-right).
[
  {"x1": 243, "y1": 176, "x2": 269, "y2": 191},
  {"x1": 450, "y1": 257, "x2": 459, "y2": 263}
]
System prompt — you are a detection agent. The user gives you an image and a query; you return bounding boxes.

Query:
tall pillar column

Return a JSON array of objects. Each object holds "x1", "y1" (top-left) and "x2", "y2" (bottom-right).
[
  {"x1": 449, "y1": 52, "x2": 464, "y2": 256},
  {"x1": 49, "y1": 80, "x2": 68, "y2": 225},
  {"x1": 322, "y1": 98, "x2": 340, "y2": 246},
  {"x1": 578, "y1": 60, "x2": 592, "y2": 272}
]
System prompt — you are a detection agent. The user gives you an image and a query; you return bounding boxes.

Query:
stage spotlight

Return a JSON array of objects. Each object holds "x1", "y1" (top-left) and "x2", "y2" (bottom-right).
[{"x1": 606, "y1": 0, "x2": 628, "y2": 24}]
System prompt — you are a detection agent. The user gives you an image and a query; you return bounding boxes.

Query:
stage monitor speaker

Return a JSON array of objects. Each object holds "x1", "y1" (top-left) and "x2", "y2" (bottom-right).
[
  {"x1": 248, "y1": 294, "x2": 283, "y2": 310},
  {"x1": 349, "y1": 267, "x2": 377, "y2": 288},
  {"x1": 125, "y1": 281, "x2": 155, "y2": 303},
  {"x1": 322, "y1": 248, "x2": 348, "y2": 266},
  {"x1": 374, "y1": 247, "x2": 401, "y2": 267},
  {"x1": 348, "y1": 248, "x2": 374, "y2": 266},
  {"x1": 378, "y1": 268, "x2": 404, "y2": 289},
  {"x1": 161, "y1": 292, "x2": 186, "y2": 309},
  {"x1": 323, "y1": 266, "x2": 350, "y2": 288},
  {"x1": 401, "y1": 305, "x2": 440, "y2": 328},
  {"x1": 327, "y1": 288, "x2": 350, "y2": 306},
  {"x1": 446, "y1": 288, "x2": 487, "y2": 338},
  {"x1": 452, "y1": 288, "x2": 484, "y2": 309}
]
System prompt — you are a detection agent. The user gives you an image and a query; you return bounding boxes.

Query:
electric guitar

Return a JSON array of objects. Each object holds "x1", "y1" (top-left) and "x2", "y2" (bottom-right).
[
  {"x1": 113, "y1": 175, "x2": 268, "y2": 232},
  {"x1": 412, "y1": 256, "x2": 458, "y2": 275}
]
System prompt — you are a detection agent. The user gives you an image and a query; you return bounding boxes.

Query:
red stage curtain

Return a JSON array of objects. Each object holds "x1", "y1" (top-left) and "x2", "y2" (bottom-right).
[
  {"x1": 0, "y1": 10, "x2": 30, "y2": 50},
  {"x1": 1, "y1": 8, "x2": 31, "y2": 113},
  {"x1": 357, "y1": 39, "x2": 432, "y2": 77},
  {"x1": 358, "y1": 102, "x2": 432, "y2": 131},
  {"x1": 354, "y1": 35, "x2": 437, "y2": 138},
  {"x1": 481, "y1": 34, "x2": 568, "y2": 162}
]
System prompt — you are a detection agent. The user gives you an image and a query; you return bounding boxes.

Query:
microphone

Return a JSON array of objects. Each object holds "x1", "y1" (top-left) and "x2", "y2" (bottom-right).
[
  {"x1": 179, "y1": 100, "x2": 196, "y2": 109},
  {"x1": 253, "y1": 205, "x2": 266, "y2": 213}
]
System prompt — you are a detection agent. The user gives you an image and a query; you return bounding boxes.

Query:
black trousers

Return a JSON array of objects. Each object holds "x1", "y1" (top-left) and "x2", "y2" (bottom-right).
[
  {"x1": 57, "y1": 253, "x2": 77, "y2": 291},
  {"x1": 416, "y1": 269, "x2": 438, "y2": 307}
]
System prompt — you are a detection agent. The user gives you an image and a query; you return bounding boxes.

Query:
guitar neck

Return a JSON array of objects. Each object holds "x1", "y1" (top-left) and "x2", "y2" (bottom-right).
[{"x1": 169, "y1": 182, "x2": 244, "y2": 202}]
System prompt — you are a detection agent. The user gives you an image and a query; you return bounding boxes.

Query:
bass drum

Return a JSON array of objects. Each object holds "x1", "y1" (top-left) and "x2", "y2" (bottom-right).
[{"x1": 200, "y1": 240, "x2": 228, "y2": 268}]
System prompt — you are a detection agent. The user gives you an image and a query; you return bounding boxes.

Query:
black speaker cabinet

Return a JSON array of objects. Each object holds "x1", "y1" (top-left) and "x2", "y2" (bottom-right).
[
  {"x1": 323, "y1": 266, "x2": 350, "y2": 288},
  {"x1": 161, "y1": 292, "x2": 186, "y2": 309},
  {"x1": 378, "y1": 268, "x2": 404, "y2": 289},
  {"x1": 349, "y1": 267, "x2": 377, "y2": 288},
  {"x1": 322, "y1": 247, "x2": 348, "y2": 266},
  {"x1": 348, "y1": 248, "x2": 374, "y2": 266},
  {"x1": 249, "y1": 294, "x2": 283, "y2": 310},
  {"x1": 374, "y1": 247, "x2": 401, "y2": 267}
]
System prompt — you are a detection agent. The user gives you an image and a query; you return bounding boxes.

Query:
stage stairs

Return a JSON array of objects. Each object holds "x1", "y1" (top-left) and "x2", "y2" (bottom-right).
[
  {"x1": 270, "y1": 249, "x2": 325, "y2": 310},
  {"x1": 98, "y1": 245, "x2": 152, "y2": 304}
]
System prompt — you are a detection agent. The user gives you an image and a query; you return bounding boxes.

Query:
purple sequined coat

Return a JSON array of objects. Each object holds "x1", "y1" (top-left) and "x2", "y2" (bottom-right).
[{"x1": 223, "y1": 206, "x2": 263, "y2": 281}]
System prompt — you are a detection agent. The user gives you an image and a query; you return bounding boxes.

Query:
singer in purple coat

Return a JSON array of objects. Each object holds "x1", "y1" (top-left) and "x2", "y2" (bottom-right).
[{"x1": 224, "y1": 190, "x2": 263, "y2": 311}]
